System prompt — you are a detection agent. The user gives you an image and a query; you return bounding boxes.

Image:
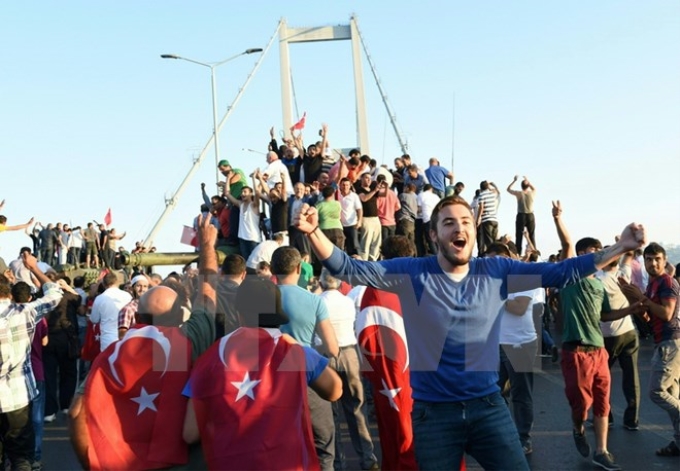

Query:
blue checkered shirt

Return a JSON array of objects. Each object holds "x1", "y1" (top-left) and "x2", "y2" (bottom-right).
[{"x1": 0, "y1": 283, "x2": 63, "y2": 413}]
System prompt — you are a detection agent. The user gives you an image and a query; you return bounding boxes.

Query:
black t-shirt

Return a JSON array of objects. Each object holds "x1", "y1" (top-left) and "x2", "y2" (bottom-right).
[
  {"x1": 357, "y1": 183, "x2": 379, "y2": 218},
  {"x1": 303, "y1": 154, "x2": 323, "y2": 184},
  {"x1": 99, "y1": 230, "x2": 109, "y2": 248},
  {"x1": 270, "y1": 199, "x2": 289, "y2": 234}
]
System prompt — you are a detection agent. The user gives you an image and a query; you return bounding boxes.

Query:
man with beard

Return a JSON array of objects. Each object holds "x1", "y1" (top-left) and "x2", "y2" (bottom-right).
[{"x1": 294, "y1": 196, "x2": 647, "y2": 470}]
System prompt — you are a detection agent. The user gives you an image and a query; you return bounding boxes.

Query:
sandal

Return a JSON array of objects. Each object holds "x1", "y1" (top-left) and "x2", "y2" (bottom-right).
[{"x1": 655, "y1": 441, "x2": 680, "y2": 457}]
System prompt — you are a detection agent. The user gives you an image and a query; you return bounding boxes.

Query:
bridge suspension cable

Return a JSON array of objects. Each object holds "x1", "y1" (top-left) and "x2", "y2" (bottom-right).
[
  {"x1": 353, "y1": 16, "x2": 409, "y2": 155},
  {"x1": 143, "y1": 20, "x2": 282, "y2": 248}
]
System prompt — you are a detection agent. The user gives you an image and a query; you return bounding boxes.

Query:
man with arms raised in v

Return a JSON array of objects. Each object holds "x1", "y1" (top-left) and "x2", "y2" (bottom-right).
[{"x1": 294, "y1": 195, "x2": 646, "y2": 470}]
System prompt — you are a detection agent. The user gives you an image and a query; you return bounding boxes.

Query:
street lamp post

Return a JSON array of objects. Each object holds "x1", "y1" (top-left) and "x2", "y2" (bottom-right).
[{"x1": 161, "y1": 48, "x2": 263, "y2": 185}]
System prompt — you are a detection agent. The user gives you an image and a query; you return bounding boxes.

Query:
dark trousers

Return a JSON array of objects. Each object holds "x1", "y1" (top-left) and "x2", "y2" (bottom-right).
[
  {"x1": 322, "y1": 228, "x2": 345, "y2": 251},
  {"x1": 499, "y1": 341, "x2": 537, "y2": 446},
  {"x1": 604, "y1": 330, "x2": 640, "y2": 427},
  {"x1": 103, "y1": 248, "x2": 116, "y2": 268},
  {"x1": 342, "y1": 225, "x2": 359, "y2": 257},
  {"x1": 415, "y1": 219, "x2": 426, "y2": 257},
  {"x1": 515, "y1": 213, "x2": 536, "y2": 255},
  {"x1": 39, "y1": 248, "x2": 54, "y2": 266},
  {"x1": 381, "y1": 225, "x2": 396, "y2": 246},
  {"x1": 479, "y1": 220, "x2": 498, "y2": 256},
  {"x1": 43, "y1": 334, "x2": 78, "y2": 416},
  {"x1": 227, "y1": 206, "x2": 240, "y2": 246},
  {"x1": 423, "y1": 220, "x2": 437, "y2": 255},
  {"x1": 289, "y1": 226, "x2": 311, "y2": 255},
  {"x1": 0, "y1": 404, "x2": 34, "y2": 471},
  {"x1": 238, "y1": 238, "x2": 259, "y2": 261},
  {"x1": 308, "y1": 387, "x2": 335, "y2": 471},
  {"x1": 396, "y1": 219, "x2": 415, "y2": 247}
]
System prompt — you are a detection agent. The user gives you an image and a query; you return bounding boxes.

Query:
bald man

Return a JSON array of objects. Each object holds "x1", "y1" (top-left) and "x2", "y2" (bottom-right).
[
  {"x1": 69, "y1": 215, "x2": 219, "y2": 470},
  {"x1": 263, "y1": 151, "x2": 294, "y2": 195}
]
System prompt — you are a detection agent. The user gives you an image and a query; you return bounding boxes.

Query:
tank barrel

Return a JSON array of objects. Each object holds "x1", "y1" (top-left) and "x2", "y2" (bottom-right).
[{"x1": 121, "y1": 251, "x2": 226, "y2": 267}]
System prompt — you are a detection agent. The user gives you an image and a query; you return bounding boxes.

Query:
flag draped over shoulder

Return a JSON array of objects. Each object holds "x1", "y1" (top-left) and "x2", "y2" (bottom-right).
[
  {"x1": 356, "y1": 288, "x2": 417, "y2": 471},
  {"x1": 190, "y1": 328, "x2": 319, "y2": 471},
  {"x1": 84, "y1": 325, "x2": 192, "y2": 470}
]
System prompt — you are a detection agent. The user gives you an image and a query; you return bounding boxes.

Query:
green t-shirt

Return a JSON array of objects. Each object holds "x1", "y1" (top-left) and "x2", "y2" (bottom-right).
[
  {"x1": 298, "y1": 261, "x2": 314, "y2": 289},
  {"x1": 560, "y1": 277, "x2": 610, "y2": 347},
  {"x1": 316, "y1": 200, "x2": 343, "y2": 230},
  {"x1": 229, "y1": 168, "x2": 248, "y2": 199}
]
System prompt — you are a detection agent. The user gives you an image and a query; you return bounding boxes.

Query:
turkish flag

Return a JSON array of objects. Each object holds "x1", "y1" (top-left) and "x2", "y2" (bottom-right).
[
  {"x1": 180, "y1": 225, "x2": 198, "y2": 247},
  {"x1": 190, "y1": 328, "x2": 319, "y2": 470},
  {"x1": 104, "y1": 208, "x2": 112, "y2": 226},
  {"x1": 358, "y1": 290, "x2": 467, "y2": 471},
  {"x1": 80, "y1": 320, "x2": 101, "y2": 362},
  {"x1": 292, "y1": 112, "x2": 306, "y2": 131},
  {"x1": 85, "y1": 326, "x2": 193, "y2": 470},
  {"x1": 357, "y1": 288, "x2": 417, "y2": 471}
]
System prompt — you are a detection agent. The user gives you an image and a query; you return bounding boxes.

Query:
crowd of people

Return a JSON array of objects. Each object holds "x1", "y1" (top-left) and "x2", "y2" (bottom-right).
[{"x1": 0, "y1": 123, "x2": 679, "y2": 471}]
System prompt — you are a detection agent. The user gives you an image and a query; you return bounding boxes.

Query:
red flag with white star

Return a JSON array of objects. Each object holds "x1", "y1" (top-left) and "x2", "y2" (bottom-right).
[
  {"x1": 80, "y1": 320, "x2": 101, "y2": 362},
  {"x1": 189, "y1": 327, "x2": 319, "y2": 470},
  {"x1": 357, "y1": 288, "x2": 418, "y2": 471},
  {"x1": 84, "y1": 326, "x2": 192, "y2": 470}
]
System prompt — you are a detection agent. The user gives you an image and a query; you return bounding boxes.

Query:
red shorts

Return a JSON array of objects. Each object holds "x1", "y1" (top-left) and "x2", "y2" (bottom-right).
[{"x1": 561, "y1": 346, "x2": 610, "y2": 419}]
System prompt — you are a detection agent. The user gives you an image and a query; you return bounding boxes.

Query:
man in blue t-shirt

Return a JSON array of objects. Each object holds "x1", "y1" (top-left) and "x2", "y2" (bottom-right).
[
  {"x1": 424, "y1": 158, "x2": 453, "y2": 198},
  {"x1": 294, "y1": 195, "x2": 647, "y2": 471},
  {"x1": 271, "y1": 246, "x2": 339, "y2": 471}
]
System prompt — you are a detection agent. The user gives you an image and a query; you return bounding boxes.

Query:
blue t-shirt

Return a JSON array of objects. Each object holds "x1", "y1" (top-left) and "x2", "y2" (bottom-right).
[
  {"x1": 324, "y1": 247, "x2": 596, "y2": 402},
  {"x1": 279, "y1": 284, "x2": 329, "y2": 347},
  {"x1": 424, "y1": 165, "x2": 450, "y2": 192}
]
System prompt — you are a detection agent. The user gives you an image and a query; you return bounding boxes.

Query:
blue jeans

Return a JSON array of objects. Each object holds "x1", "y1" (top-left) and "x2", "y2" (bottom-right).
[
  {"x1": 31, "y1": 381, "x2": 46, "y2": 461},
  {"x1": 411, "y1": 392, "x2": 528, "y2": 470},
  {"x1": 238, "y1": 238, "x2": 259, "y2": 262}
]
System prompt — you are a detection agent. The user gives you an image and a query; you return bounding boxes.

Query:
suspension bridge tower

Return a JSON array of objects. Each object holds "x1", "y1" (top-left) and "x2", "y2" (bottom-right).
[{"x1": 278, "y1": 16, "x2": 370, "y2": 154}]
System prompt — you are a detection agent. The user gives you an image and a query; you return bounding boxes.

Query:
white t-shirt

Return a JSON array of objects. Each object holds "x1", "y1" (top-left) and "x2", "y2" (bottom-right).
[
  {"x1": 338, "y1": 192, "x2": 362, "y2": 227},
  {"x1": 246, "y1": 240, "x2": 280, "y2": 270},
  {"x1": 90, "y1": 287, "x2": 133, "y2": 352},
  {"x1": 263, "y1": 159, "x2": 293, "y2": 195},
  {"x1": 68, "y1": 229, "x2": 84, "y2": 249},
  {"x1": 319, "y1": 290, "x2": 358, "y2": 348},
  {"x1": 417, "y1": 191, "x2": 441, "y2": 223},
  {"x1": 9, "y1": 258, "x2": 37, "y2": 291},
  {"x1": 597, "y1": 270, "x2": 635, "y2": 338},
  {"x1": 499, "y1": 288, "x2": 543, "y2": 346},
  {"x1": 238, "y1": 202, "x2": 263, "y2": 243}
]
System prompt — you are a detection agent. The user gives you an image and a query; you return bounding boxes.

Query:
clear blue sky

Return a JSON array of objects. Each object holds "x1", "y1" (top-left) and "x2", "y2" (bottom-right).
[{"x1": 1, "y1": 1, "x2": 679, "y2": 268}]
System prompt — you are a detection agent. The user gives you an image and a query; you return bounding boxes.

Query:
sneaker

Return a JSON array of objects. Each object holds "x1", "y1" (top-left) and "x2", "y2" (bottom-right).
[
  {"x1": 44, "y1": 414, "x2": 56, "y2": 423},
  {"x1": 551, "y1": 345, "x2": 559, "y2": 363},
  {"x1": 623, "y1": 422, "x2": 639, "y2": 431},
  {"x1": 31, "y1": 462, "x2": 42, "y2": 471},
  {"x1": 592, "y1": 451, "x2": 621, "y2": 471},
  {"x1": 522, "y1": 442, "x2": 533, "y2": 455},
  {"x1": 573, "y1": 429, "x2": 591, "y2": 457},
  {"x1": 61, "y1": 408, "x2": 69, "y2": 415}
]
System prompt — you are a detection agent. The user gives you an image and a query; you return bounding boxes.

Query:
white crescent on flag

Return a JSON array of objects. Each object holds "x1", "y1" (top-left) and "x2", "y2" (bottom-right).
[
  {"x1": 108, "y1": 326, "x2": 172, "y2": 385},
  {"x1": 218, "y1": 328, "x2": 281, "y2": 368},
  {"x1": 355, "y1": 305, "x2": 410, "y2": 372}
]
